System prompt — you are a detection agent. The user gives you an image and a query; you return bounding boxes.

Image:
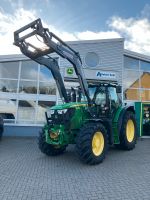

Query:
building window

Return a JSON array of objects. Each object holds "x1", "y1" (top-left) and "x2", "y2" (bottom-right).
[
  {"x1": 85, "y1": 52, "x2": 99, "y2": 68},
  {"x1": 123, "y1": 56, "x2": 150, "y2": 102},
  {"x1": 124, "y1": 88, "x2": 140, "y2": 101},
  {"x1": 123, "y1": 56, "x2": 140, "y2": 100},
  {"x1": 0, "y1": 58, "x2": 58, "y2": 126},
  {"x1": 0, "y1": 61, "x2": 19, "y2": 79},
  {"x1": 39, "y1": 82, "x2": 56, "y2": 95},
  {"x1": 20, "y1": 60, "x2": 38, "y2": 80},
  {"x1": 140, "y1": 61, "x2": 150, "y2": 72},
  {"x1": 39, "y1": 65, "x2": 54, "y2": 81},
  {"x1": 17, "y1": 100, "x2": 36, "y2": 123},
  {"x1": 0, "y1": 99, "x2": 16, "y2": 123},
  {"x1": 140, "y1": 72, "x2": 150, "y2": 89},
  {"x1": 140, "y1": 89, "x2": 150, "y2": 101},
  {"x1": 123, "y1": 70, "x2": 140, "y2": 90},
  {"x1": 0, "y1": 80, "x2": 18, "y2": 93},
  {"x1": 124, "y1": 56, "x2": 139, "y2": 70},
  {"x1": 19, "y1": 81, "x2": 37, "y2": 94}
]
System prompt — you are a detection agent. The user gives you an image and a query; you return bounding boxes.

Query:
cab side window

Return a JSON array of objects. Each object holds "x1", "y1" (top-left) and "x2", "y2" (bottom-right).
[{"x1": 108, "y1": 87, "x2": 119, "y2": 110}]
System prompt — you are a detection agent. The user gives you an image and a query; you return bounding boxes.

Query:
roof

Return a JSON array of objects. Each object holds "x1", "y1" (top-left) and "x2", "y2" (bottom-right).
[
  {"x1": 124, "y1": 49, "x2": 150, "y2": 63},
  {"x1": 0, "y1": 54, "x2": 28, "y2": 62},
  {"x1": 67, "y1": 38, "x2": 124, "y2": 45}
]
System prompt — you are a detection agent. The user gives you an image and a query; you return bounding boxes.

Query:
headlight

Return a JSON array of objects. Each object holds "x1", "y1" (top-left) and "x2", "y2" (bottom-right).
[
  {"x1": 50, "y1": 110, "x2": 55, "y2": 114},
  {"x1": 57, "y1": 110, "x2": 63, "y2": 114},
  {"x1": 46, "y1": 109, "x2": 55, "y2": 118},
  {"x1": 57, "y1": 109, "x2": 67, "y2": 114},
  {"x1": 63, "y1": 109, "x2": 67, "y2": 113},
  {"x1": 50, "y1": 131, "x2": 59, "y2": 139}
]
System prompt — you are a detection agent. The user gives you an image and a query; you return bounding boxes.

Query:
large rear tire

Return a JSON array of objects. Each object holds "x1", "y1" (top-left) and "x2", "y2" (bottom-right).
[
  {"x1": 116, "y1": 111, "x2": 137, "y2": 150},
  {"x1": 76, "y1": 123, "x2": 108, "y2": 165},
  {"x1": 38, "y1": 130, "x2": 66, "y2": 156}
]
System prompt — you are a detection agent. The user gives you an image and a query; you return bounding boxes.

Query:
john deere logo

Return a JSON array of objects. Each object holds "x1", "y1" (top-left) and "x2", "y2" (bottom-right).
[{"x1": 67, "y1": 68, "x2": 74, "y2": 75}]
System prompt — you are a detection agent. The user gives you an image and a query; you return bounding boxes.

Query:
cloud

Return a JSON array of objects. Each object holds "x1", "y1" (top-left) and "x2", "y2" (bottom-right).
[
  {"x1": 76, "y1": 30, "x2": 120, "y2": 40},
  {"x1": 0, "y1": 7, "x2": 121, "y2": 55},
  {"x1": 0, "y1": 6, "x2": 150, "y2": 56},
  {"x1": 0, "y1": 8, "x2": 37, "y2": 55},
  {"x1": 109, "y1": 15, "x2": 150, "y2": 55}
]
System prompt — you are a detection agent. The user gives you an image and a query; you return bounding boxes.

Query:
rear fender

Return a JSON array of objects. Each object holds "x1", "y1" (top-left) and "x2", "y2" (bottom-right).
[{"x1": 118, "y1": 106, "x2": 135, "y2": 134}]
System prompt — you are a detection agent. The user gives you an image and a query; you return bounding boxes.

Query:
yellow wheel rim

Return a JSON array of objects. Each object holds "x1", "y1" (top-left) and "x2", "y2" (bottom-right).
[
  {"x1": 92, "y1": 132, "x2": 104, "y2": 156},
  {"x1": 126, "y1": 119, "x2": 135, "y2": 142}
]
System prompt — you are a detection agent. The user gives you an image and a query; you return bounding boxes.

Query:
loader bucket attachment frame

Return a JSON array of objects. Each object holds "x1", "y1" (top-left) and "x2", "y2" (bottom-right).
[
  {"x1": 14, "y1": 18, "x2": 92, "y2": 105},
  {"x1": 14, "y1": 18, "x2": 56, "y2": 58},
  {"x1": 14, "y1": 18, "x2": 81, "y2": 61}
]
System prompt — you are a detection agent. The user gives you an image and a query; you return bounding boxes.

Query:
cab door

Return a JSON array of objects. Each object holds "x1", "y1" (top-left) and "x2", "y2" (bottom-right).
[{"x1": 107, "y1": 87, "x2": 120, "y2": 117}]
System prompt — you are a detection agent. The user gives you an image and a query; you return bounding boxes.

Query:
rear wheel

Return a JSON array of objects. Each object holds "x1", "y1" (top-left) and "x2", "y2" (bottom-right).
[
  {"x1": 116, "y1": 111, "x2": 137, "y2": 150},
  {"x1": 76, "y1": 123, "x2": 108, "y2": 165},
  {"x1": 38, "y1": 130, "x2": 66, "y2": 156}
]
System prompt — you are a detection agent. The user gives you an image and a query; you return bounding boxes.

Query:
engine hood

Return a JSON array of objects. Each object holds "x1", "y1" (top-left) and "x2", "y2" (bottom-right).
[{"x1": 50, "y1": 102, "x2": 87, "y2": 110}]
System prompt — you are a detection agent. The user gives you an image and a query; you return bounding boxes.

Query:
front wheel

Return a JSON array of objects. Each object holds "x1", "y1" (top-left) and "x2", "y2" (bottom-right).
[
  {"x1": 38, "y1": 130, "x2": 67, "y2": 156},
  {"x1": 117, "y1": 111, "x2": 137, "y2": 150},
  {"x1": 76, "y1": 123, "x2": 108, "y2": 165}
]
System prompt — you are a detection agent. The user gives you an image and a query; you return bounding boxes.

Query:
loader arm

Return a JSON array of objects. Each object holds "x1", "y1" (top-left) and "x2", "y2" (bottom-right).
[{"x1": 14, "y1": 18, "x2": 91, "y2": 105}]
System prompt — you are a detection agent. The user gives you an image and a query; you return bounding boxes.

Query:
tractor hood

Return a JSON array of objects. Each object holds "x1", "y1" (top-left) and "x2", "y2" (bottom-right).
[{"x1": 50, "y1": 102, "x2": 87, "y2": 110}]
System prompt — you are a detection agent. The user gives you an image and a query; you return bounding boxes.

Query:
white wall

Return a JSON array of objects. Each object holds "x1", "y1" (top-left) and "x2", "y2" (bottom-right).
[{"x1": 60, "y1": 39, "x2": 124, "y2": 85}]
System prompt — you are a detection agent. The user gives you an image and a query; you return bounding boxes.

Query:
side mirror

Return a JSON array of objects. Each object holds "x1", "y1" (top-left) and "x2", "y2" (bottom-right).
[{"x1": 116, "y1": 86, "x2": 122, "y2": 93}]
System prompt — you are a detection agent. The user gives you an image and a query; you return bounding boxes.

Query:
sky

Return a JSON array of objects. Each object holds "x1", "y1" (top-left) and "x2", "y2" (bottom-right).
[{"x1": 0, "y1": 0, "x2": 150, "y2": 55}]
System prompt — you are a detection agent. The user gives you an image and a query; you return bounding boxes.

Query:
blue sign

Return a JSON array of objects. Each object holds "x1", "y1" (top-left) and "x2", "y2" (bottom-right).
[{"x1": 96, "y1": 71, "x2": 116, "y2": 79}]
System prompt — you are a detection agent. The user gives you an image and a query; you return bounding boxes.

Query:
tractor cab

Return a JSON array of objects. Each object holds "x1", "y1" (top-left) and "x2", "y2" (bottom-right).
[{"x1": 78, "y1": 83, "x2": 122, "y2": 118}]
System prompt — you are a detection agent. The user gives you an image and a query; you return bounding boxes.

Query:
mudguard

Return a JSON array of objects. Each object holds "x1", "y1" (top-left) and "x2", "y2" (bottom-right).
[{"x1": 118, "y1": 105, "x2": 135, "y2": 134}]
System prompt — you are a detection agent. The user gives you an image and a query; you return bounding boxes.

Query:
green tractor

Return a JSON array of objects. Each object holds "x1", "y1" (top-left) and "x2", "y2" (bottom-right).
[{"x1": 14, "y1": 18, "x2": 137, "y2": 165}]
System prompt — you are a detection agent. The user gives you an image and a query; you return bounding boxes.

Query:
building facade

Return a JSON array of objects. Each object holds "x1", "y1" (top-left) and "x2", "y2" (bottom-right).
[
  {"x1": 0, "y1": 38, "x2": 150, "y2": 136},
  {"x1": 124, "y1": 50, "x2": 150, "y2": 102}
]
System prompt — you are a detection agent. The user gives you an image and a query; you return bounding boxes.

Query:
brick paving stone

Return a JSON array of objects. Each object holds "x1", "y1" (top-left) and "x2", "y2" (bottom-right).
[{"x1": 0, "y1": 137, "x2": 150, "y2": 200}]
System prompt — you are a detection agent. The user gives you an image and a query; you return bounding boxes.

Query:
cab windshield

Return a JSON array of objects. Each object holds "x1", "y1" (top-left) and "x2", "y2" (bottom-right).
[
  {"x1": 81, "y1": 86, "x2": 105, "y2": 103},
  {"x1": 80, "y1": 87, "x2": 96, "y2": 102}
]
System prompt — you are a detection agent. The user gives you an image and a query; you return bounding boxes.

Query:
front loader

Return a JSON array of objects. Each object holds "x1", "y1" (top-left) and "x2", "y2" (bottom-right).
[{"x1": 14, "y1": 18, "x2": 137, "y2": 165}]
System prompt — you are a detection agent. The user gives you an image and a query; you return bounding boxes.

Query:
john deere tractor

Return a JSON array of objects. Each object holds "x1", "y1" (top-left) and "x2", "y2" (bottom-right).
[{"x1": 14, "y1": 18, "x2": 137, "y2": 165}]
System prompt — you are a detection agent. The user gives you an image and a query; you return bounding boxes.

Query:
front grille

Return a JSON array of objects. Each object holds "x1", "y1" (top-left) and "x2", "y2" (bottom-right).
[{"x1": 46, "y1": 108, "x2": 75, "y2": 125}]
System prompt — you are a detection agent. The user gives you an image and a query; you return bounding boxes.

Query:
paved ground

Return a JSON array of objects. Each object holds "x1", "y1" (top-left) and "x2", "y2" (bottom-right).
[{"x1": 0, "y1": 137, "x2": 150, "y2": 200}]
